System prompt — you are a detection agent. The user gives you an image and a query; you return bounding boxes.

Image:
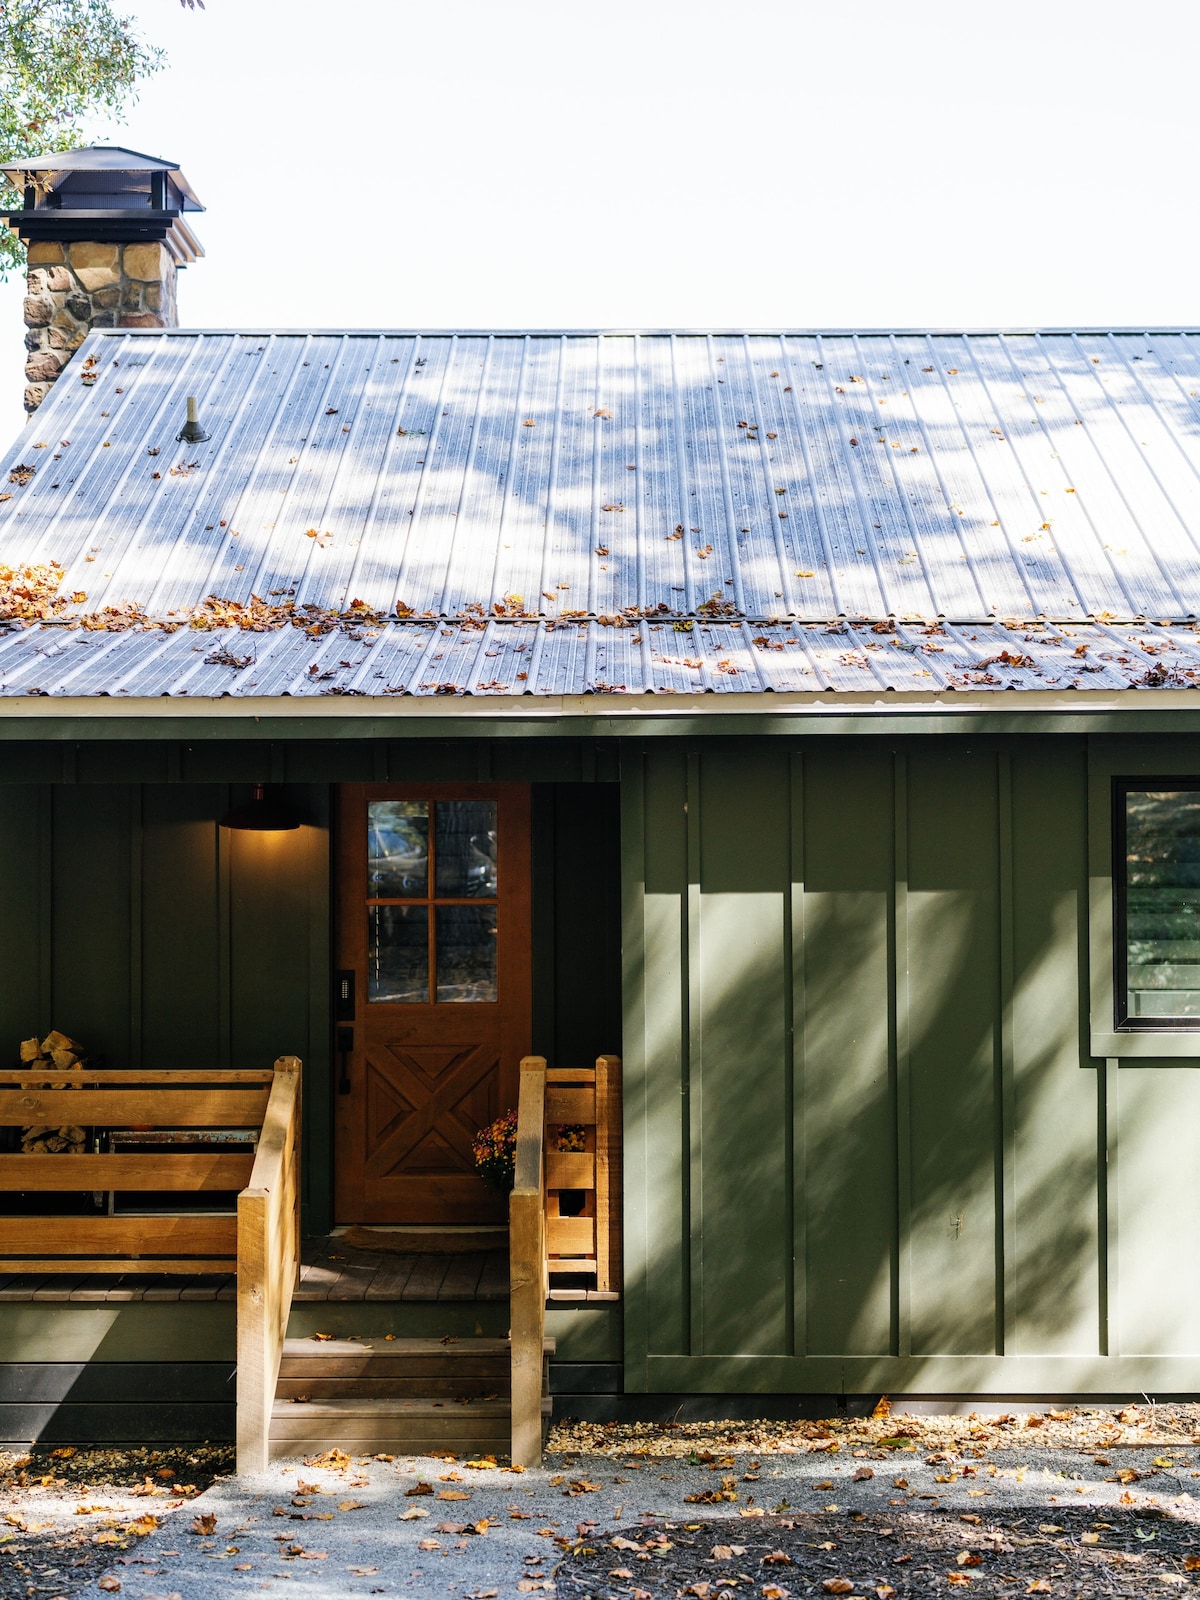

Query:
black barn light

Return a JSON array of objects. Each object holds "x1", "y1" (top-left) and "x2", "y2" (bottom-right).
[{"x1": 219, "y1": 783, "x2": 299, "y2": 832}]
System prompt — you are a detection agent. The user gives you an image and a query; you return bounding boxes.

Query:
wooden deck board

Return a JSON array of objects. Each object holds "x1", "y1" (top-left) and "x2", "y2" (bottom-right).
[
  {"x1": 325, "y1": 1251, "x2": 386, "y2": 1302},
  {"x1": 0, "y1": 1236, "x2": 529, "y2": 1304},
  {"x1": 397, "y1": 1252, "x2": 453, "y2": 1300},
  {"x1": 477, "y1": 1251, "x2": 510, "y2": 1299},
  {"x1": 363, "y1": 1253, "x2": 419, "y2": 1301},
  {"x1": 437, "y1": 1251, "x2": 489, "y2": 1300}
]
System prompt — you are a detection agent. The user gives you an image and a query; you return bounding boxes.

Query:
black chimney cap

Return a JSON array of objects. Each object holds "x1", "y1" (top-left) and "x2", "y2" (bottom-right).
[{"x1": 2, "y1": 145, "x2": 204, "y2": 258}]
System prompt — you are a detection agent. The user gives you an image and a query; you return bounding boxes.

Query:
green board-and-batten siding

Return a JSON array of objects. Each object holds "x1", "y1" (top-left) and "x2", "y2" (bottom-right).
[
  {"x1": 4, "y1": 730, "x2": 1200, "y2": 1400},
  {"x1": 622, "y1": 735, "x2": 1200, "y2": 1396},
  {"x1": 0, "y1": 754, "x2": 622, "y2": 1241}
]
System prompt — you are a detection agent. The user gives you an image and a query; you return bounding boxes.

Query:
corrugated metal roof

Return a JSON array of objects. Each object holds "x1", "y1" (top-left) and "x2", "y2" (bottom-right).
[{"x1": 5, "y1": 327, "x2": 1200, "y2": 699}]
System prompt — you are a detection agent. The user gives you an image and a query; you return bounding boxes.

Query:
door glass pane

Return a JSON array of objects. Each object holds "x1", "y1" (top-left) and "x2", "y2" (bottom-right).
[
  {"x1": 436, "y1": 905, "x2": 498, "y2": 1001},
  {"x1": 369, "y1": 801, "x2": 428, "y2": 897},
  {"x1": 1124, "y1": 789, "x2": 1200, "y2": 1020},
  {"x1": 435, "y1": 801, "x2": 498, "y2": 898},
  {"x1": 369, "y1": 905, "x2": 429, "y2": 1002}
]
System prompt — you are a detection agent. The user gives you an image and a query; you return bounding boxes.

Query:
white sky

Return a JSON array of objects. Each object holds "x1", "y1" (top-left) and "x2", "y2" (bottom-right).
[{"x1": 3, "y1": 0, "x2": 1198, "y2": 426}]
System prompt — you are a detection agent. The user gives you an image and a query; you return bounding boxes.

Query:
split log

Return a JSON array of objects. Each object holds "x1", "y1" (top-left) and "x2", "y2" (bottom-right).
[{"x1": 18, "y1": 1031, "x2": 87, "y2": 1155}]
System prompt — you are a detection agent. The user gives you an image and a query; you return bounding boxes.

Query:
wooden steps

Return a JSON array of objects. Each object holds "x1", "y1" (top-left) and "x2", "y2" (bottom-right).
[{"x1": 268, "y1": 1335, "x2": 553, "y2": 1460}]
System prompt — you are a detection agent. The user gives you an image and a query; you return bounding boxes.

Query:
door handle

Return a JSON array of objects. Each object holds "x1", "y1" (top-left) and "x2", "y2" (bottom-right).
[{"x1": 337, "y1": 1026, "x2": 353, "y2": 1095}]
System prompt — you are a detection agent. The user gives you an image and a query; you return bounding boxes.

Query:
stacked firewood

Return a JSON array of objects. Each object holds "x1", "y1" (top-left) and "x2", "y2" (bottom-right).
[{"x1": 19, "y1": 1030, "x2": 87, "y2": 1154}]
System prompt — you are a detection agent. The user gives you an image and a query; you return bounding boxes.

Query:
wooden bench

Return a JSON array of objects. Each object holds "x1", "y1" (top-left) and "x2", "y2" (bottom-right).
[{"x1": 0, "y1": 1057, "x2": 302, "y2": 1472}]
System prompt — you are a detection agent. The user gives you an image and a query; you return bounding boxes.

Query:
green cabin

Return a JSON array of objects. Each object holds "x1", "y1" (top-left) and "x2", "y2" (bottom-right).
[{"x1": 4, "y1": 159, "x2": 1200, "y2": 1448}]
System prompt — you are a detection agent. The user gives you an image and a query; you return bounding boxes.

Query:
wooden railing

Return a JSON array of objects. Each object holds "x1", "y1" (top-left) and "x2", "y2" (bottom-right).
[
  {"x1": 545, "y1": 1055, "x2": 621, "y2": 1293},
  {"x1": 236, "y1": 1056, "x2": 302, "y2": 1473},
  {"x1": 0, "y1": 1065, "x2": 281, "y2": 1272},
  {"x1": 0, "y1": 1055, "x2": 301, "y2": 1473},
  {"x1": 509, "y1": 1055, "x2": 547, "y2": 1468}
]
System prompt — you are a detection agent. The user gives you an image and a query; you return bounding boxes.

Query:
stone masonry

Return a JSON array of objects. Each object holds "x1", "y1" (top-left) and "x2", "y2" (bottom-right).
[{"x1": 22, "y1": 239, "x2": 178, "y2": 412}]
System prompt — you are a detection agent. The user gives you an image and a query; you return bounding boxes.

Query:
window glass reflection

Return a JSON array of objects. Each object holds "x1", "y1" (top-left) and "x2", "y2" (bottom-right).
[
  {"x1": 368, "y1": 905, "x2": 429, "y2": 1002},
  {"x1": 368, "y1": 800, "x2": 429, "y2": 897},
  {"x1": 436, "y1": 905, "x2": 498, "y2": 1002},
  {"x1": 435, "y1": 801, "x2": 498, "y2": 898},
  {"x1": 1125, "y1": 789, "x2": 1200, "y2": 1022}
]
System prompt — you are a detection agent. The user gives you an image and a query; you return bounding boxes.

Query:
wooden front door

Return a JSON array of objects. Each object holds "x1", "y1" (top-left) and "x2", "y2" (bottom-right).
[{"x1": 334, "y1": 783, "x2": 532, "y2": 1224}]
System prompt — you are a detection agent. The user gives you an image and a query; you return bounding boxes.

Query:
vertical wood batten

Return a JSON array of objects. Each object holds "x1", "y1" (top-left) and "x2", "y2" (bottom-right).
[
  {"x1": 37, "y1": 784, "x2": 52, "y2": 1036},
  {"x1": 619, "y1": 753, "x2": 650, "y2": 1388},
  {"x1": 685, "y1": 750, "x2": 701, "y2": 1356},
  {"x1": 1102, "y1": 1057, "x2": 1117, "y2": 1357},
  {"x1": 129, "y1": 785, "x2": 144, "y2": 1073},
  {"x1": 997, "y1": 750, "x2": 1016, "y2": 1356},
  {"x1": 217, "y1": 788, "x2": 233, "y2": 1072},
  {"x1": 892, "y1": 749, "x2": 912, "y2": 1360},
  {"x1": 1107, "y1": 1056, "x2": 1126, "y2": 1356},
  {"x1": 788, "y1": 749, "x2": 805, "y2": 1359}
]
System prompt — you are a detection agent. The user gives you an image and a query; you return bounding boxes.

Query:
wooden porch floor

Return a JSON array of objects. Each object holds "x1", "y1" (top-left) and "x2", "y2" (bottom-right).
[
  {"x1": 0, "y1": 1235, "x2": 508, "y2": 1305},
  {"x1": 0, "y1": 1233, "x2": 617, "y2": 1304}
]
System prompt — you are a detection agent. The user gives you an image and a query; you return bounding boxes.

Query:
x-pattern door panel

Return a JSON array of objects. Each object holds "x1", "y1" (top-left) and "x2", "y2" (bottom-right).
[{"x1": 334, "y1": 783, "x2": 532, "y2": 1223}]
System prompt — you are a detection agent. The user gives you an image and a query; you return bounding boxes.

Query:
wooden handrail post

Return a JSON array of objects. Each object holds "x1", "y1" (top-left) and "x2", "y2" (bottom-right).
[
  {"x1": 236, "y1": 1056, "x2": 302, "y2": 1475},
  {"x1": 510, "y1": 1055, "x2": 546, "y2": 1469},
  {"x1": 595, "y1": 1055, "x2": 621, "y2": 1295}
]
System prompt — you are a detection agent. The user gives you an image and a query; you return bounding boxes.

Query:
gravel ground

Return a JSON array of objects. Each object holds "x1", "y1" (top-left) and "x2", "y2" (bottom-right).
[{"x1": 3, "y1": 1410, "x2": 1200, "y2": 1599}]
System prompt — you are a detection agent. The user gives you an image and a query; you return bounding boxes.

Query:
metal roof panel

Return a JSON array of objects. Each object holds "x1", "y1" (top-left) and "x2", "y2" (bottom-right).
[{"x1": 8, "y1": 328, "x2": 1200, "y2": 698}]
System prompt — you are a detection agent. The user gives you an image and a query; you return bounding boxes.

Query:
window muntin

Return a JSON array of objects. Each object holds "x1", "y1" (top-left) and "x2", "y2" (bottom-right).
[
  {"x1": 1116, "y1": 781, "x2": 1200, "y2": 1030},
  {"x1": 367, "y1": 799, "x2": 499, "y2": 1004}
]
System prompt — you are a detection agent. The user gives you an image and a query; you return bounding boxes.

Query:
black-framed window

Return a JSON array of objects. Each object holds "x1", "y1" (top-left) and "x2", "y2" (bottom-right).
[{"x1": 1115, "y1": 779, "x2": 1200, "y2": 1031}]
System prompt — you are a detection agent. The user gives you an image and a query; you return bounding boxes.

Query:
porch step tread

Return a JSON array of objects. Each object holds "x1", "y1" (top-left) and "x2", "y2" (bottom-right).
[
  {"x1": 280, "y1": 1336, "x2": 554, "y2": 1358},
  {"x1": 283, "y1": 1337, "x2": 505, "y2": 1357},
  {"x1": 273, "y1": 1396, "x2": 515, "y2": 1418},
  {"x1": 276, "y1": 1378, "x2": 505, "y2": 1398}
]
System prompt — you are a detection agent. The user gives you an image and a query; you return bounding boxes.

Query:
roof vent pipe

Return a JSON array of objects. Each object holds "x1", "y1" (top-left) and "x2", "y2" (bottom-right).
[{"x1": 177, "y1": 395, "x2": 209, "y2": 444}]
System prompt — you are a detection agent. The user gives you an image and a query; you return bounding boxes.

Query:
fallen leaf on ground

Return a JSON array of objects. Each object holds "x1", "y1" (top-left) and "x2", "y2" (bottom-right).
[
  {"x1": 191, "y1": 1514, "x2": 217, "y2": 1535},
  {"x1": 98, "y1": 1581, "x2": 121, "y2": 1594},
  {"x1": 438, "y1": 1489, "x2": 471, "y2": 1500},
  {"x1": 338, "y1": 1500, "x2": 366, "y2": 1511},
  {"x1": 406, "y1": 1482, "x2": 434, "y2": 1496},
  {"x1": 823, "y1": 1583, "x2": 854, "y2": 1596},
  {"x1": 853, "y1": 1467, "x2": 874, "y2": 1481}
]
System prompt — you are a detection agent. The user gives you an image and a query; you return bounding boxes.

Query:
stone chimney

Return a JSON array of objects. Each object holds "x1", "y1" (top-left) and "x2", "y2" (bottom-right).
[{"x1": 2, "y1": 146, "x2": 204, "y2": 412}]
